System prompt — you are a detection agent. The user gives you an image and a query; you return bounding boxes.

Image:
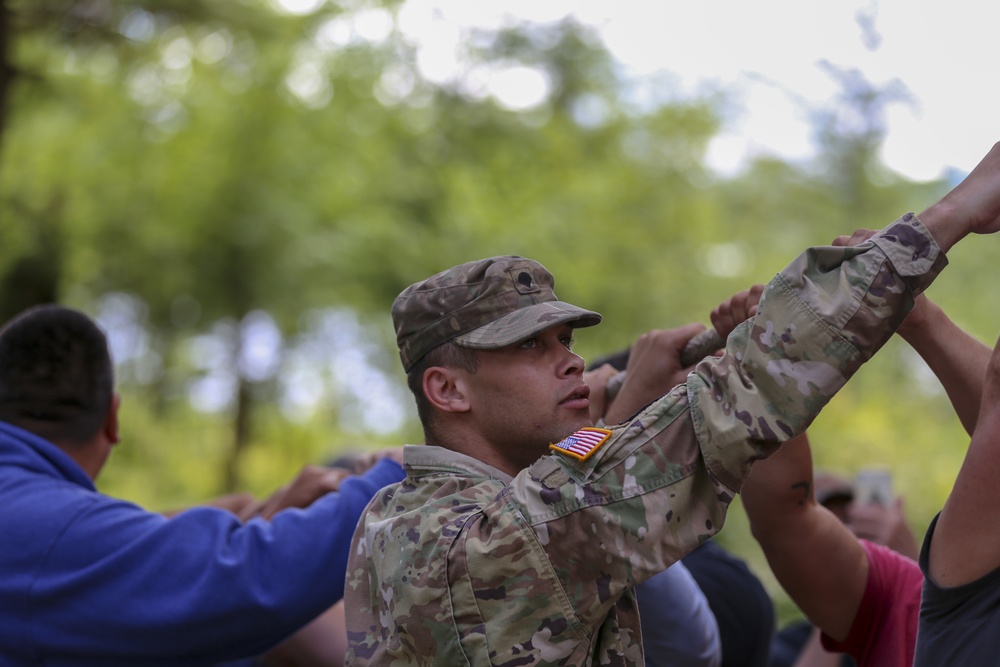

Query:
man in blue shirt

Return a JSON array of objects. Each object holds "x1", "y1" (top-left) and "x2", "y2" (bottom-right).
[{"x1": 0, "y1": 304, "x2": 405, "y2": 666}]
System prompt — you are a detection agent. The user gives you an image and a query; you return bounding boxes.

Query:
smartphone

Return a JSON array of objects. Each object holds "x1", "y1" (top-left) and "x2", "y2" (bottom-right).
[{"x1": 854, "y1": 468, "x2": 892, "y2": 506}]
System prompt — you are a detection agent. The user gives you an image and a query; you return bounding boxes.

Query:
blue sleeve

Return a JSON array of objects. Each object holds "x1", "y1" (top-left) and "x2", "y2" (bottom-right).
[
  {"x1": 30, "y1": 458, "x2": 406, "y2": 665},
  {"x1": 636, "y1": 561, "x2": 722, "y2": 667}
]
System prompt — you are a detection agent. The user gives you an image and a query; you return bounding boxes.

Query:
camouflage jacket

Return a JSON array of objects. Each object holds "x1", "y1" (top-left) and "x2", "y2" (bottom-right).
[{"x1": 345, "y1": 213, "x2": 947, "y2": 667}]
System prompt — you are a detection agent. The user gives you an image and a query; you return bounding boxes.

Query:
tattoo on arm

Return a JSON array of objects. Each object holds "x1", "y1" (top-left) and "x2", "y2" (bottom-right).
[{"x1": 791, "y1": 480, "x2": 811, "y2": 506}]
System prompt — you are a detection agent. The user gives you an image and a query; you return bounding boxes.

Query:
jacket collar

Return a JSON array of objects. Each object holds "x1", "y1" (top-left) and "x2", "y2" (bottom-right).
[
  {"x1": 402, "y1": 443, "x2": 514, "y2": 485},
  {"x1": 0, "y1": 420, "x2": 95, "y2": 491}
]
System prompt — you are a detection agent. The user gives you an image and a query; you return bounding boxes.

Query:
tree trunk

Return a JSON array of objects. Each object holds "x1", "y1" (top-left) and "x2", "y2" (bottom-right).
[{"x1": 223, "y1": 374, "x2": 252, "y2": 493}]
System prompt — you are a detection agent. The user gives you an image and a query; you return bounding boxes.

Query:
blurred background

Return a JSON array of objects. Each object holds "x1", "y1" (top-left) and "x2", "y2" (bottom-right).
[{"x1": 2, "y1": 0, "x2": 995, "y2": 625}]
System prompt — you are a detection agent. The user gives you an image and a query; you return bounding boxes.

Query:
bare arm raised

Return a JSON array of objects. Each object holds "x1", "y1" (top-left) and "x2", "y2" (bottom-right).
[
  {"x1": 868, "y1": 142, "x2": 1000, "y2": 641},
  {"x1": 917, "y1": 141, "x2": 1000, "y2": 252},
  {"x1": 594, "y1": 285, "x2": 763, "y2": 426},
  {"x1": 741, "y1": 433, "x2": 868, "y2": 642},
  {"x1": 738, "y1": 141, "x2": 1000, "y2": 618},
  {"x1": 896, "y1": 296, "x2": 991, "y2": 435},
  {"x1": 928, "y1": 332, "x2": 1000, "y2": 587}
]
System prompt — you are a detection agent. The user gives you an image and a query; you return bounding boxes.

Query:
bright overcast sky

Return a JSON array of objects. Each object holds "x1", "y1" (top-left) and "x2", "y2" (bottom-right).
[{"x1": 379, "y1": 0, "x2": 994, "y2": 181}]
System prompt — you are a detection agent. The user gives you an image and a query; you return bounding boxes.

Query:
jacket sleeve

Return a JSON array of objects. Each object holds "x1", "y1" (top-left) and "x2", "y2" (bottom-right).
[{"x1": 31, "y1": 458, "x2": 405, "y2": 664}]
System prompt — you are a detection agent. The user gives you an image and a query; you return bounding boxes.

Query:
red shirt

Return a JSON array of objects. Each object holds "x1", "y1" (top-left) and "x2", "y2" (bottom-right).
[{"x1": 822, "y1": 539, "x2": 922, "y2": 667}]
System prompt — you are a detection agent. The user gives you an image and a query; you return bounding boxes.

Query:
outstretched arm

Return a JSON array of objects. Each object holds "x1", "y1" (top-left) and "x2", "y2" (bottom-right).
[
  {"x1": 927, "y1": 331, "x2": 1000, "y2": 587},
  {"x1": 599, "y1": 322, "x2": 706, "y2": 425},
  {"x1": 595, "y1": 285, "x2": 763, "y2": 426},
  {"x1": 916, "y1": 141, "x2": 1000, "y2": 252},
  {"x1": 238, "y1": 465, "x2": 353, "y2": 521},
  {"x1": 896, "y1": 295, "x2": 991, "y2": 435},
  {"x1": 741, "y1": 433, "x2": 868, "y2": 642}
]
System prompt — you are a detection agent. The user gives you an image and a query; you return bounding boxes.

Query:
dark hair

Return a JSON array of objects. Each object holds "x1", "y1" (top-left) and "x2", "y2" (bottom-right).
[
  {"x1": 406, "y1": 341, "x2": 479, "y2": 438},
  {"x1": 0, "y1": 305, "x2": 114, "y2": 444}
]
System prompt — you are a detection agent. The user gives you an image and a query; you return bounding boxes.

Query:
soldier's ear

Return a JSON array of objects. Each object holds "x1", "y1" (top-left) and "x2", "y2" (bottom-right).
[{"x1": 423, "y1": 366, "x2": 470, "y2": 414}]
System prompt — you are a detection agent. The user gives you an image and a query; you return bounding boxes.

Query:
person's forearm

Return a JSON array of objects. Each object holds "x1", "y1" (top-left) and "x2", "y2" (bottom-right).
[
  {"x1": 897, "y1": 300, "x2": 989, "y2": 435},
  {"x1": 928, "y1": 340, "x2": 1000, "y2": 586},
  {"x1": 918, "y1": 201, "x2": 969, "y2": 254},
  {"x1": 917, "y1": 141, "x2": 1000, "y2": 252}
]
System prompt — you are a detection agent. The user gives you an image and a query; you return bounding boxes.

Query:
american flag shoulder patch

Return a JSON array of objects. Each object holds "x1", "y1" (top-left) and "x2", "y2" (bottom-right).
[{"x1": 549, "y1": 427, "x2": 613, "y2": 461}]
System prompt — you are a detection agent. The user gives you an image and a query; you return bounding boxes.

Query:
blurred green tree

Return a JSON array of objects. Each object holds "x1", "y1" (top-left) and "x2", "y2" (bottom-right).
[
  {"x1": 1, "y1": 5, "x2": 738, "y2": 494},
  {"x1": 5, "y1": 0, "x2": 1000, "y2": 633},
  {"x1": 0, "y1": 0, "x2": 989, "y2": 561}
]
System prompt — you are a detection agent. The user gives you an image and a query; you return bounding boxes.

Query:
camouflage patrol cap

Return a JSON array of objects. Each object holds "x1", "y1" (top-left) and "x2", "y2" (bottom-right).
[{"x1": 393, "y1": 256, "x2": 602, "y2": 372}]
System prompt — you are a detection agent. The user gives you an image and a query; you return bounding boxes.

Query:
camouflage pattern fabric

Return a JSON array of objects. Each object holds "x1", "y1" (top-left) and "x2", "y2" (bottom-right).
[
  {"x1": 392, "y1": 256, "x2": 601, "y2": 372},
  {"x1": 345, "y1": 212, "x2": 946, "y2": 666}
]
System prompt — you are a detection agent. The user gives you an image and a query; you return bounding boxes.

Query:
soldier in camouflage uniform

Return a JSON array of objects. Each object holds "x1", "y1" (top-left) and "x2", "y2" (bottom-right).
[{"x1": 345, "y1": 143, "x2": 1000, "y2": 667}]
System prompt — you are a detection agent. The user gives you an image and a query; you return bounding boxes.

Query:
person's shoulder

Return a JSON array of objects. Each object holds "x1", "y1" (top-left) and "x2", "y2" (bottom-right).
[
  {"x1": 370, "y1": 463, "x2": 501, "y2": 521},
  {"x1": 859, "y1": 539, "x2": 919, "y2": 575},
  {"x1": 857, "y1": 538, "x2": 922, "y2": 606}
]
